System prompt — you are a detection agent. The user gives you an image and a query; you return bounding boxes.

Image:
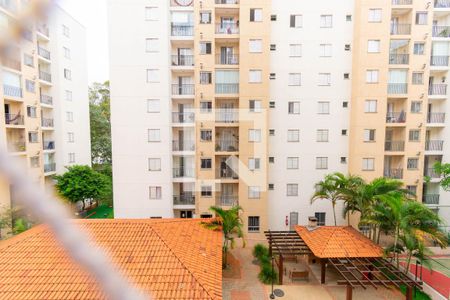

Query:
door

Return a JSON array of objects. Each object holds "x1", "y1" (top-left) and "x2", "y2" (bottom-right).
[
  {"x1": 289, "y1": 212, "x2": 299, "y2": 230},
  {"x1": 220, "y1": 102, "x2": 234, "y2": 122},
  {"x1": 4, "y1": 104, "x2": 9, "y2": 123},
  {"x1": 178, "y1": 130, "x2": 184, "y2": 150},
  {"x1": 178, "y1": 48, "x2": 192, "y2": 66},
  {"x1": 385, "y1": 129, "x2": 393, "y2": 141},
  {"x1": 179, "y1": 157, "x2": 185, "y2": 177},
  {"x1": 220, "y1": 47, "x2": 234, "y2": 64},
  {"x1": 180, "y1": 211, "x2": 193, "y2": 218}
]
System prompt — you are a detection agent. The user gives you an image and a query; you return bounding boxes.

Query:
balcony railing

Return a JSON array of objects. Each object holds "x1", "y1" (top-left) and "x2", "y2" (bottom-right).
[
  {"x1": 3, "y1": 85, "x2": 22, "y2": 98},
  {"x1": 44, "y1": 163, "x2": 56, "y2": 173},
  {"x1": 37, "y1": 46, "x2": 51, "y2": 60},
  {"x1": 216, "y1": 141, "x2": 238, "y2": 152},
  {"x1": 219, "y1": 195, "x2": 238, "y2": 206},
  {"x1": 173, "y1": 167, "x2": 195, "y2": 178},
  {"x1": 171, "y1": 55, "x2": 194, "y2": 66},
  {"x1": 430, "y1": 55, "x2": 449, "y2": 66},
  {"x1": 215, "y1": 23, "x2": 239, "y2": 34},
  {"x1": 387, "y1": 83, "x2": 408, "y2": 94},
  {"x1": 171, "y1": 24, "x2": 194, "y2": 36},
  {"x1": 36, "y1": 24, "x2": 49, "y2": 37},
  {"x1": 43, "y1": 140, "x2": 55, "y2": 150},
  {"x1": 3, "y1": 57, "x2": 21, "y2": 71},
  {"x1": 8, "y1": 141, "x2": 26, "y2": 153},
  {"x1": 172, "y1": 140, "x2": 195, "y2": 151},
  {"x1": 386, "y1": 112, "x2": 406, "y2": 123},
  {"x1": 216, "y1": 168, "x2": 239, "y2": 179},
  {"x1": 215, "y1": 83, "x2": 239, "y2": 94},
  {"x1": 427, "y1": 112, "x2": 446, "y2": 123},
  {"x1": 384, "y1": 168, "x2": 403, "y2": 179},
  {"x1": 5, "y1": 113, "x2": 24, "y2": 125},
  {"x1": 425, "y1": 140, "x2": 444, "y2": 151},
  {"x1": 216, "y1": 110, "x2": 239, "y2": 123},
  {"x1": 425, "y1": 168, "x2": 440, "y2": 178},
  {"x1": 215, "y1": 0, "x2": 239, "y2": 4},
  {"x1": 0, "y1": 0, "x2": 17, "y2": 12},
  {"x1": 385, "y1": 141, "x2": 405, "y2": 151},
  {"x1": 39, "y1": 70, "x2": 52, "y2": 83},
  {"x1": 172, "y1": 84, "x2": 194, "y2": 95},
  {"x1": 423, "y1": 194, "x2": 440, "y2": 205},
  {"x1": 390, "y1": 24, "x2": 411, "y2": 35},
  {"x1": 392, "y1": 0, "x2": 412, "y2": 4},
  {"x1": 172, "y1": 112, "x2": 195, "y2": 123},
  {"x1": 429, "y1": 84, "x2": 447, "y2": 95},
  {"x1": 432, "y1": 26, "x2": 450, "y2": 38},
  {"x1": 215, "y1": 54, "x2": 239, "y2": 65},
  {"x1": 173, "y1": 194, "x2": 195, "y2": 205},
  {"x1": 40, "y1": 94, "x2": 53, "y2": 105},
  {"x1": 41, "y1": 118, "x2": 54, "y2": 127},
  {"x1": 389, "y1": 54, "x2": 409, "y2": 64},
  {"x1": 435, "y1": 0, "x2": 450, "y2": 8}
]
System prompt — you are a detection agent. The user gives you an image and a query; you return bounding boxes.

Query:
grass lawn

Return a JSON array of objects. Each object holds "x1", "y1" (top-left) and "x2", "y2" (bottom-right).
[
  {"x1": 86, "y1": 204, "x2": 114, "y2": 219},
  {"x1": 399, "y1": 285, "x2": 431, "y2": 300}
]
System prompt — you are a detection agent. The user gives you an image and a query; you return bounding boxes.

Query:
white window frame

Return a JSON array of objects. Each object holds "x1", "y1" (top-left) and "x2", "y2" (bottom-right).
[
  {"x1": 148, "y1": 158, "x2": 161, "y2": 171},
  {"x1": 146, "y1": 69, "x2": 159, "y2": 82},
  {"x1": 317, "y1": 101, "x2": 330, "y2": 114},
  {"x1": 288, "y1": 73, "x2": 301, "y2": 86},
  {"x1": 289, "y1": 44, "x2": 302, "y2": 57},
  {"x1": 145, "y1": 7, "x2": 158, "y2": 21},
  {"x1": 368, "y1": 9, "x2": 382, "y2": 23},
  {"x1": 248, "y1": 186, "x2": 261, "y2": 199},
  {"x1": 364, "y1": 100, "x2": 377, "y2": 113},
  {"x1": 249, "y1": 158, "x2": 261, "y2": 171},
  {"x1": 288, "y1": 101, "x2": 300, "y2": 114},
  {"x1": 362, "y1": 158, "x2": 375, "y2": 171},
  {"x1": 316, "y1": 129, "x2": 329, "y2": 142},
  {"x1": 316, "y1": 157, "x2": 328, "y2": 170},
  {"x1": 147, "y1": 99, "x2": 160, "y2": 113},
  {"x1": 249, "y1": 39, "x2": 262, "y2": 53},
  {"x1": 148, "y1": 129, "x2": 161, "y2": 142},
  {"x1": 320, "y1": 15, "x2": 333, "y2": 28},
  {"x1": 319, "y1": 44, "x2": 332, "y2": 57},
  {"x1": 287, "y1": 184, "x2": 298, "y2": 196},
  {"x1": 149, "y1": 186, "x2": 162, "y2": 199},
  {"x1": 287, "y1": 129, "x2": 300, "y2": 142},
  {"x1": 366, "y1": 70, "x2": 379, "y2": 83},
  {"x1": 249, "y1": 70, "x2": 262, "y2": 83},
  {"x1": 318, "y1": 73, "x2": 331, "y2": 86},
  {"x1": 145, "y1": 38, "x2": 159, "y2": 52},
  {"x1": 249, "y1": 129, "x2": 261, "y2": 142},
  {"x1": 367, "y1": 40, "x2": 380, "y2": 53},
  {"x1": 287, "y1": 157, "x2": 299, "y2": 169}
]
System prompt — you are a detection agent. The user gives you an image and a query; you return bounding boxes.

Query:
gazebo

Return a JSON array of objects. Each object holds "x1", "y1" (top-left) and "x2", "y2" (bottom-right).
[{"x1": 265, "y1": 225, "x2": 422, "y2": 300}]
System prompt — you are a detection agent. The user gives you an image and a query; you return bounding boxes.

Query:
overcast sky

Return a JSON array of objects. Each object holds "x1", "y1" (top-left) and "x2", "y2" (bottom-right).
[{"x1": 57, "y1": 0, "x2": 109, "y2": 84}]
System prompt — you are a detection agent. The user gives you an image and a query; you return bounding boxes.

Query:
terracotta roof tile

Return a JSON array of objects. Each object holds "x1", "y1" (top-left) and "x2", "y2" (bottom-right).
[{"x1": 0, "y1": 219, "x2": 222, "y2": 300}]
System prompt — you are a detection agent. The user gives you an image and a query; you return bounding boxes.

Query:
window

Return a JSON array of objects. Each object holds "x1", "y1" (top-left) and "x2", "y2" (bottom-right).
[
  {"x1": 64, "y1": 69, "x2": 71, "y2": 80},
  {"x1": 344, "y1": 73, "x2": 350, "y2": 80},
  {"x1": 287, "y1": 184, "x2": 298, "y2": 196},
  {"x1": 288, "y1": 73, "x2": 301, "y2": 86},
  {"x1": 341, "y1": 157, "x2": 347, "y2": 164},
  {"x1": 409, "y1": 130, "x2": 420, "y2": 141},
  {"x1": 271, "y1": 15, "x2": 277, "y2": 21},
  {"x1": 415, "y1": 12, "x2": 428, "y2": 25},
  {"x1": 411, "y1": 101, "x2": 422, "y2": 113},
  {"x1": 200, "y1": 72, "x2": 212, "y2": 84},
  {"x1": 146, "y1": 69, "x2": 159, "y2": 82},
  {"x1": 315, "y1": 212, "x2": 326, "y2": 226},
  {"x1": 345, "y1": 44, "x2": 351, "y2": 51},
  {"x1": 413, "y1": 43, "x2": 425, "y2": 55},
  {"x1": 200, "y1": 101, "x2": 212, "y2": 113},
  {"x1": 24, "y1": 54, "x2": 33, "y2": 67},
  {"x1": 412, "y1": 72, "x2": 424, "y2": 84},
  {"x1": 317, "y1": 129, "x2": 329, "y2": 142},
  {"x1": 269, "y1": 129, "x2": 275, "y2": 136},
  {"x1": 342, "y1": 129, "x2": 348, "y2": 136},
  {"x1": 250, "y1": 8, "x2": 262, "y2": 22},
  {"x1": 28, "y1": 131, "x2": 38, "y2": 143},
  {"x1": 248, "y1": 187, "x2": 261, "y2": 199},
  {"x1": 288, "y1": 101, "x2": 300, "y2": 114},
  {"x1": 67, "y1": 132, "x2": 74, "y2": 143},
  {"x1": 318, "y1": 101, "x2": 330, "y2": 114},
  {"x1": 148, "y1": 158, "x2": 161, "y2": 171},
  {"x1": 368, "y1": 9, "x2": 382, "y2": 22},
  {"x1": 249, "y1": 158, "x2": 261, "y2": 170},
  {"x1": 27, "y1": 106, "x2": 37, "y2": 118},
  {"x1": 364, "y1": 100, "x2": 377, "y2": 112},
  {"x1": 269, "y1": 157, "x2": 275, "y2": 163},
  {"x1": 25, "y1": 80, "x2": 35, "y2": 93},
  {"x1": 270, "y1": 44, "x2": 276, "y2": 51},
  {"x1": 406, "y1": 185, "x2": 417, "y2": 195},
  {"x1": 366, "y1": 70, "x2": 379, "y2": 83},
  {"x1": 287, "y1": 129, "x2": 300, "y2": 142},
  {"x1": 289, "y1": 44, "x2": 302, "y2": 57},
  {"x1": 66, "y1": 111, "x2": 73, "y2": 122},
  {"x1": 68, "y1": 153, "x2": 75, "y2": 163},
  {"x1": 201, "y1": 186, "x2": 212, "y2": 197},
  {"x1": 30, "y1": 156, "x2": 40, "y2": 168},
  {"x1": 249, "y1": 129, "x2": 261, "y2": 142},
  {"x1": 201, "y1": 158, "x2": 212, "y2": 169},
  {"x1": 249, "y1": 70, "x2": 262, "y2": 83},
  {"x1": 362, "y1": 158, "x2": 375, "y2": 170},
  {"x1": 145, "y1": 7, "x2": 158, "y2": 21},
  {"x1": 63, "y1": 47, "x2": 70, "y2": 59},
  {"x1": 268, "y1": 184, "x2": 274, "y2": 190},
  {"x1": 287, "y1": 157, "x2": 299, "y2": 169},
  {"x1": 407, "y1": 158, "x2": 419, "y2": 170},
  {"x1": 269, "y1": 72, "x2": 276, "y2": 79},
  {"x1": 316, "y1": 157, "x2": 328, "y2": 169},
  {"x1": 145, "y1": 38, "x2": 159, "y2": 52},
  {"x1": 290, "y1": 15, "x2": 302, "y2": 28},
  {"x1": 319, "y1": 44, "x2": 332, "y2": 57},
  {"x1": 346, "y1": 15, "x2": 352, "y2": 21},
  {"x1": 343, "y1": 101, "x2": 348, "y2": 108},
  {"x1": 249, "y1": 39, "x2": 262, "y2": 53},
  {"x1": 65, "y1": 90, "x2": 72, "y2": 101},
  {"x1": 200, "y1": 42, "x2": 212, "y2": 54},
  {"x1": 149, "y1": 186, "x2": 162, "y2": 199},
  {"x1": 364, "y1": 129, "x2": 376, "y2": 142},
  {"x1": 148, "y1": 129, "x2": 161, "y2": 142},
  {"x1": 200, "y1": 11, "x2": 211, "y2": 24},
  {"x1": 320, "y1": 15, "x2": 333, "y2": 28},
  {"x1": 248, "y1": 216, "x2": 260, "y2": 232},
  {"x1": 269, "y1": 101, "x2": 275, "y2": 108},
  {"x1": 368, "y1": 40, "x2": 380, "y2": 53},
  {"x1": 318, "y1": 73, "x2": 331, "y2": 86},
  {"x1": 62, "y1": 24, "x2": 70, "y2": 37},
  {"x1": 200, "y1": 130, "x2": 212, "y2": 141},
  {"x1": 147, "y1": 99, "x2": 160, "y2": 113}
]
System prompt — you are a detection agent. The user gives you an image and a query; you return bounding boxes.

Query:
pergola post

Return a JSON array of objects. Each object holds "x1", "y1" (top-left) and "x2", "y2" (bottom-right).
[
  {"x1": 278, "y1": 255, "x2": 283, "y2": 285},
  {"x1": 405, "y1": 286, "x2": 413, "y2": 300},
  {"x1": 346, "y1": 285, "x2": 353, "y2": 300},
  {"x1": 320, "y1": 258, "x2": 327, "y2": 284}
]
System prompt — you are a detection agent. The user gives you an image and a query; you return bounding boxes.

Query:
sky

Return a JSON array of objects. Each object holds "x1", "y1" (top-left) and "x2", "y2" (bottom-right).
[{"x1": 57, "y1": 0, "x2": 109, "y2": 84}]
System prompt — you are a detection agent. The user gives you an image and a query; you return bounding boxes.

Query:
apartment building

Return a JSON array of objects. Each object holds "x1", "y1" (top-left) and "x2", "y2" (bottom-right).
[
  {"x1": 0, "y1": 2, "x2": 91, "y2": 225},
  {"x1": 109, "y1": 0, "x2": 450, "y2": 234}
]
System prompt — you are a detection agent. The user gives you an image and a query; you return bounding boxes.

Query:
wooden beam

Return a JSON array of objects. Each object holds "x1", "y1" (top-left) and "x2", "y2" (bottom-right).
[
  {"x1": 406, "y1": 286, "x2": 413, "y2": 300},
  {"x1": 346, "y1": 285, "x2": 353, "y2": 300},
  {"x1": 278, "y1": 255, "x2": 284, "y2": 285},
  {"x1": 321, "y1": 258, "x2": 327, "y2": 284}
]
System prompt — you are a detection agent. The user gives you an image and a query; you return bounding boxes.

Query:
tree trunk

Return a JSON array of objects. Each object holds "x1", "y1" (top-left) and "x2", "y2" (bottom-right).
[
  {"x1": 394, "y1": 226, "x2": 400, "y2": 268},
  {"x1": 377, "y1": 229, "x2": 381, "y2": 244},
  {"x1": 405, "y1": 252, "x2": 412, "y2": 275},
  {"x1": 347, "y1": 211, "x2": 350, "y2": 226},
  {"x1": 332, "y1": 201, "x2": 337, "y2": 226},
  {"x1": 223, "y1": 240, "x2": 228, "y2": 268}
]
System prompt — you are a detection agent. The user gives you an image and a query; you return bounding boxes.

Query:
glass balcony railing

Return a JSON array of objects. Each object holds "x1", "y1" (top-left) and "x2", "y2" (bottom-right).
[
  {"x1": 173, "y1": 194, "x2": 195, "y2": 205},
  {"x1": 215, "y1": 83, "x2": 239, "y2": 94},
  {"x1": 430, "y1": 55, "x2": 449, "y2": 66},
  {"x1": 386, "y1": 112, "x2": 406, "y2": 123},
  {"x1": 172, "y1": 84, "x2": 194, "y2": 95},
  {"x1": 428, "y1": 84, "x2": 447, "y2": 95},
  {"x1": 427, "y1": 112, "x2": 446, "y2": 123},
  {"x1": 423, "y1": 194, "x2": 440, "y2": 205},
  {"x1": 384, "y1": 168, "x2": 403, "y2": 179},
  {"x1": 387, "y1": 83, "x2": 408, "y2": 94},
  {"x1": 425, "y1": 140, "x2": 444, "y2": 151},
  {"x1": 44, "y1": 163, "x2": 56, "y2": 173},
  {"x1": 384, "y1": 141, "x2": 405, "y2": 151},
  {"x1": 3, "y1": 85, "x2": 22, "y2": 98},
  {"x1": 171, "y1": 24, "x2": 194, "y2": 36}
]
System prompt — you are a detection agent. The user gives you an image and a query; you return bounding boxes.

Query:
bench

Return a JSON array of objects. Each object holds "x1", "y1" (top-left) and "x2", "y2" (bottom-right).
[{"x1": 289, "y1": 270, "x2": 309, "y2": 281}]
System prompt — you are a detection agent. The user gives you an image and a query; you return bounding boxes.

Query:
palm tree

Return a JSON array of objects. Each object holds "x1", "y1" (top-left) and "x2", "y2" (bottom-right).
[{"x1": 203, "y1": 205, "x2": 245, "y2": 268}]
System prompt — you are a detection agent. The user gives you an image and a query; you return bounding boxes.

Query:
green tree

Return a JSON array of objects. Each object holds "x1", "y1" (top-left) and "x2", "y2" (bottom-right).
[
  {"x1": 89, "y1": 81, "x2": 111, "y2": 165},
  {"x1": 434, "y1": 162, "x2": 450, "y2": 191},
  {"x1": 54, "y1": 165, "x2": 110, "y2": 211}
]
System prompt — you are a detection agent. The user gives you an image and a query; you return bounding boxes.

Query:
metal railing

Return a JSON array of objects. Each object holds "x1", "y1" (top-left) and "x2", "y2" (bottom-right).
[
  {"x1": 425, "y1": 140, "x2": 444, "y2": 151},
  {"x1": 3, "y1": 57, "x2": 21, "y2": 71},
  {"x1": 37, "y1": 46, "x2": 51, "y2": 60},
  {"x1": 5, "y1": 113, "x2": 24, "y2": 125},
  {"x1": 215, "y1": 110, "x2": 239, "y2": 123},
  {"x1": 435, "y1": 0, "x2": 450, "y2": 8},
  {"x1": 215, "y1": 54, "x2": 239, "y2": 65},
  {"x1": 7, "y1": 141, "x2": 26, "y2": 152},
  {"x1": 172, "y1": 140, "x2": 195, "y2": 151},
  {"x1": 384, "y1": 168, "x2": 403, "y2": 179},
  {"x1": 425, "y1": 168, "x2": 440, "y2": 178},
  {"x1": 387, "y1": 83, "x2": 408, "y2": 94},
  {"x1": 389, "y1": 54, "x2": 409, "y2": 64},
  {"x1": 216, "y1": 141, "x2": 238, "y2": 152},
  {"x1": 41, "y1": 118, "x2": 54, "y2": 127},
  {"x1": 40, "y1": 94, "x2": 53, "y2": 105},
  {"x1": 171, "y1": 55, "x2": 194, "y2": 66},
  {"x1": 215, "y1": 83, "x2": 239, "y2": 94},
  {"x1": 39, "y1": 70, "x2": 52, "y2": 82},
  {"x1": 44, "y1": 163, "x2": 56, "y2": 173},
  {"x1": 173, "y1": 167, "x2": 195, "y2": 178},
  {"x1": 3, "y1": 85, "x2": 22, "y2": 98},
  {"x1": 390, "y1": 24, "x2": 411, "y2": 35},
  {"x1": 423, "y1": 194, "x2": 440, "y2": 205},
  {"x1": 429, "y1": 84, "x2": 447, "y2": 95},
  {"x1": 173, "y1": 194, "x2": 195, "y2": 205},
  {"x1": 171, "y1": 24, "x2": 194, "y2": 36},
  {"x1": 432, "y1": 26, "x2": 450, "y2": 37},
  {"x1": 215, "y1": 23, "x2": 239, "y2": 34},
  {"x1": 430, "y1": 55, "x2": 449, "y2": 66},
  {"x1": 172, "y1": 84, "x2": 194, "y2": 95},
  {"x1": 215, "y1": 0, "x2": 239, "y2": 4},
  {"x1": 36, "y1": 24, "x2": 49, "y2": 37},
  {"x1": 43, "y1": 140, "x2": 55, "y2": 150},
  {"x1": 172, "y1": 112, "x2": 195, "y2": 123},
  {"x1": 219, "y1": 195, "x2": 238, "y2": 206},
  {"x1": 384, "y1": 141, "x2": 405, "y2": 151},
  {"x1": 427, "y1": 112, "x2": 446, "y2": 123},
  {"x1": 386, "y1": 112, "x2": 406, "y2": 123},
  {"x1": 216, "y1": 168, "x2": 239, "y2": 179},
  {"x1": 392, "y1": 0, "x2": 412, "y2": 4}
]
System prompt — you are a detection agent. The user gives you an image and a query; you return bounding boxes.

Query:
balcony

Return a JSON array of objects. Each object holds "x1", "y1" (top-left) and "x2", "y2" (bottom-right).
[
  {"x1": 40, "y1": 94, "x2": 53, "y2": 105},
  {"x1": 41, "y1": 118, "x2": 54, "y2": 128},
  {"x1": 392, "y1": 0, "x2": 412, "y2": 4},
  {"x1": 216, "y1": 141, "x2": 238, "y2": 152},
  {"x1": 44, "y1": 163, "x2": 56, "y2": 173},
  {"x1": 384, "y1": 168, "x2": 403, "y2": 179},
  {"x1": 423, "y1": 194, "x2": 440, "y2": 205},
  {"x1": 384, "y1": 141, "x2": 405, "y2": 151},
  {"x1": 171, "y1": 24, "x2": 194, "y2": 37},
  {"x1": 173, "y1": 167, "x2": 195, "y2": 178},
  {"x1": 173, "y1": 194, "x2": 195, "y2": 205},
  {"x1": 387, "y1": 83, "x2": 408, "y2": 94},
  {"x1": 216, "y1": 168, "x2": 238, "y2": 179},
  {"x1": 5, "y1": 114, "x2": 24, "y2": 126},
  {"x1": 435, "y1": 0, "x2": 450, "y2": 8},
  {"x1": 427, "y1": 112, "x2": 446, "y2": 123},
  {"x1": 43, "y1": 140, "x2": 55, "y2": 151},
  {"x1": 429, "y1": 84, "x2": 447, "y2": 95},
  {"x1": 172, "y1": 84, "x2": 194, "y2": 95},
  {"x1": 390, "y1": 24, "x2": 411, "y2": 35},
  {"x1": 36, "y1": 24, "x2": 49, "y2": 37},
  {"x1": 432, "y1": 26, "x2": 450, "y2": 38},
  {"x1": 216, "y1": 110, "x2": 239, "y2": 123},
  {"x1": 8, "y1": 141, "x2": 26, "y2": 153},
  {"x1": 215, "y1": 23, "x2": 239, "y2": 34},
  {"x1": 430, "y1": 56, "x2": 449, "y2": 67},
  {"x1": 215, "y1": 83, "x2": 239, "y2": 94},
  {"x1": 425, "y1": 168, "x2": 440, "y2": 178},
  {"x1": 215, "y1": 0, "x2": 239, "y2": 4},
  {"x1": 215, "y1": 54, "x2": 239, "y2": 65},
  {"x1": 3, "y1": 57, "x2": 21, "y2": 71},
  {"x1": 0, "y1": 0, "x2": 17, "y2": 12},
  {"x1": 172, "y1": 140, "x2": 195, "y2": 151},
  {"x1": 218, "y1": 195, "x2": 238, "y2": 206},
  {"x1": 39, "y1": 70, "x2": 52, "y2": 83},
  {"x1": 172, "y1": 112, "x2": 195, "y2": 124},
  {"x1": 171, "y1": 55, "x2": 194, "y2": 67},
  {"x1": 3, "y1": 85, "x2": 22, "y2": 98},
  {"x1": 425, "y1": 140, "x2": 444, "y2": 151},
  {"x1": 386, "y1": 112, "x2": 406, "y2": 123},
  {"x1": 37, "y1": 46, "x2": 51, "y2": 60},
  {"x1": 389, "y1": 54, "x2": 409, "y2": 64}
]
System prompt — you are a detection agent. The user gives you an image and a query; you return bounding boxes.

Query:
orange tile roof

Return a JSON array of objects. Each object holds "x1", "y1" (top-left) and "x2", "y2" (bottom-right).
[
  {"x1": 295, "y1": 226, "x2": 383, "y2": 259},
  {"x1": 0, "y1": 219, "x2": 222, "y2": 300}
]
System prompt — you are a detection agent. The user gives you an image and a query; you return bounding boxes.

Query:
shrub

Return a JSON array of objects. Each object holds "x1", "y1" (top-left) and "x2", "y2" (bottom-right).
[
  {"x1": 253, "y1": 243, "x2": 269, "y2": 260},
  {"x1": 259, "y1": 255, "x2": 270, "y2": 266},
  {"x1": 258, "y1": 263, "x2": 278, "y2": 284}
]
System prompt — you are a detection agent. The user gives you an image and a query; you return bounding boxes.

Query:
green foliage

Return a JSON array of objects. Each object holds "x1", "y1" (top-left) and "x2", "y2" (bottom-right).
[
  {"x1": 258, "y1": 263, "x2": 278, "y2": 284},
  {"x1": 399, "y1": 285, "x2": 431, "y2": 300},
  {"x1": 434, "y1": 162, "x2": 450, "y2": 191},
  {"x1": 13, "y1": 218, "x2": 27, "y2": 234},
  {"x1": 89, "y1": 81, "x2": 111, "y2": 165},
  {"x1": 87, "y1": 204, "x2": 114, "y2": 219},
  {"x1": 253, "y1": 243, "x2": 269, "y2": 260}
]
